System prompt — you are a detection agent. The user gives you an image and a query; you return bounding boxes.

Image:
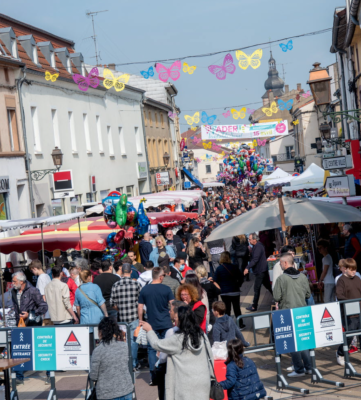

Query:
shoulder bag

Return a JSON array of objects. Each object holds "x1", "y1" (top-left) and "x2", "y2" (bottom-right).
[
  {"x1": 79, "y1": 287, "x2": 101, "y2": 309},
  {"x1": 222, "y1": 264, "x2": 243, "y2": 288},
  {"x1": 203, "y1": 336, "x2": 224, "y2": 400},
  {"x1": 85, "y1": 374, "x2": 97, "y2": 400}
]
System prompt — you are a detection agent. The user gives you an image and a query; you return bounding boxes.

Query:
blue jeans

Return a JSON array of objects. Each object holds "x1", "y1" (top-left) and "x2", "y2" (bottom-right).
[
  {"x1": 108, "y1": 309, "x2": 118, "y2": 322},
  {"x1": 291, "y1": 350, "x2": 312, "y2": 374},
  {"x1": 128, "y1": 319, "x2": 139, "y2": 368},
  {"x1": 147, "y1": 328, "x2": 168, "y2": 381},
  {"x1": 112, "y1": 393, "x2": 133, "y2": 400}
]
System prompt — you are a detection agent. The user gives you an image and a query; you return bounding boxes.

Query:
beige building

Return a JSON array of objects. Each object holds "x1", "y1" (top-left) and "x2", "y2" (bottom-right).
[{"x1": 143, "y1": 98, "x2": 179, "y2": 192}]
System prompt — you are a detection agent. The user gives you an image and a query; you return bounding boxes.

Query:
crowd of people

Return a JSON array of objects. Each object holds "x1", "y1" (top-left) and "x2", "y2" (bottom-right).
[{"x1": 5, "y1": 184, "x2": 361, "y2": 400}]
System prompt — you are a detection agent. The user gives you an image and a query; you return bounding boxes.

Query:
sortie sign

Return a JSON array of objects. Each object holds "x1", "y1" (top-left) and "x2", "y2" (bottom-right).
[{"x1": 0, "y1": 176, "x2": 10, "y2": 193}]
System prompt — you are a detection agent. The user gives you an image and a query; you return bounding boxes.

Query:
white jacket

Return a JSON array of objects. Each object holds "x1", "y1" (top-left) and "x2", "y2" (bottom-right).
[{"x1": 138, "y1": 270, "x2": 153, "y2": 287}]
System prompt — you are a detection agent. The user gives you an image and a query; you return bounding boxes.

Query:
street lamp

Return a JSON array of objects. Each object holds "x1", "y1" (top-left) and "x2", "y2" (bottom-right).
[
  {"x1": 188, "y1": 150, "x2": 194, "y2": 161},
  {"x1": 163, "y1": 152, "x2": 170, "y2": 167},
  {"x1": 31, "y1": 147, "x2": 64, "y2": 181}
]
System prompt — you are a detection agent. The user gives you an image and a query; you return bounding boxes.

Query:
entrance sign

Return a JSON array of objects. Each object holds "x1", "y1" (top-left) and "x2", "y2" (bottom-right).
[
  {"x1": 201, "y1": 120, "x2": 289, "y2": 140},
  {"x1": 272, "y1": 303, "x2": 342, "y2": 355},
  {"x1": 12, "y1": 327, "x2": 89, "y2": 371}
]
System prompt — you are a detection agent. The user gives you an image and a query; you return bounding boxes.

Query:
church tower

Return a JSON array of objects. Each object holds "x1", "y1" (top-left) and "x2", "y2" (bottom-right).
[{"x1": 262, "y1": 52, "x2": 285, "y2": 105}]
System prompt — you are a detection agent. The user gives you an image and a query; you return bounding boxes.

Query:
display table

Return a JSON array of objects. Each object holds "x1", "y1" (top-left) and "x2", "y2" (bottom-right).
[
  {"x1": 0, "y1": 358, "x2": 30, "y2": 400},
  {"x1": 214, "y1": 360, "x2": 228, "y2": 400}
]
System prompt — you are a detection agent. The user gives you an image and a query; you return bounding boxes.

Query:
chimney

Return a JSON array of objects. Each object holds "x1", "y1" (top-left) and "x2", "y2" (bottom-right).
[
  {"x1": 108, "y1": 63, "x2": 116, "y2": 70},
  {"x1": 285, "y1": 85, "x2": 289, "y2": 93},
  {"x1": 297, "y1": 83, "x2": 302, "y2": 91},
  {"x1": 268, "y1": 90, "x2": 274, "y2": 102}
]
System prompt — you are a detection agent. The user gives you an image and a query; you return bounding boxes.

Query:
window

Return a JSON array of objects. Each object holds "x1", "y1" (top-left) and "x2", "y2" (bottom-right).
[
  {"x1": 86, "y1": 192, "x2": 94, "y2": 203},
  {"x1": 155, "y1": 113, "x2": 158, "y2": 127},
  {"x1": 0, "y1": 193, "x2": 9, "y2": 220},
  {"x1": 4, "y1": 68, "x2": 9, "y2": 83},
  {"x1": 219, "y1": 164, "x2": 223, "y2": 172},
  {"x1": 107, "y1": 126, "x2": 114, "y2": 156},
  {"x1": 83, "y1": 113, "x2": 91, "y2": 152},
  {"x1": 160, "y1": 113, "x2": 164, "y2": 128},
  {"x1": 115, "y1": 187, "x2": 123, "y2": 194},
  {"x1": 31, "y1": 106, "x2": 41, "y2": 152},
  {"x1": 70, "y1": 195, "x2": 81, "y2": 213},
  {"x1": 7, "y1": 109, "x2": 19, "y2": 151},
  {"x1": 272, "y1": 155, "x2": 277, "y2": 163},
  {"x1": 134, "y1": 127, "x2": 142, "y2": 154},
  {"x1": 100, "y1": 190, "x2": 109, "y2": 199},
  {"x1": 50, "y1": 52, "x2": 55, "y2": 68},
  {"x1": 51, "y1": 199, "x2": 63, "y2": 216},
  {"x1": 148, "y1": 111, "x2": 152, "y2": 127},
  {"x1": 68, "y1": 111, "x2": 77, "y2": 152},
  {"x1": 51, "y1": 109, "x2": 60, "y2": 147},
  {"x1": 32, "y1": 45, "x2": 38, "y2": 64},
  {"x1": 143, "y1": 110, "x2": 147, "y2": 125},
  {"x1": 126, "y1": 186, "x2": 133, "y2": 196},
  {"x1": 119, "y1": 127, "x2": 126, "y2": 155},
  {"x1": 206, "y1": 165, "x2": 212, "y2": 174},
  {"x1": 147, "y1": 139, "x2": 154, "y2": 167},
  {"x1": 152, "y1": 139, "x2": 157, "y2": 166},
  {"x1": 67, "y1": 57, "x2": 72, "y2": 74},
  {"x1": 285, "y1": 146, "x2": 294, "y2": 159},
  {"x1": 96, "y1": 116, "x2": 103, "y2": 153},
  {"x1": 11, "y1": 39, "x2": 17, "y2": 58}
]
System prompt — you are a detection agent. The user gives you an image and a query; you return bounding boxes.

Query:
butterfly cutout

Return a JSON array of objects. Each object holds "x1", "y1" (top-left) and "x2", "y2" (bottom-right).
[
  {"x1": 212, "y1": 143, "x2": 221, "y2": 151},
  {"x1": 223, "y1": 110, "x2": 231, "y2": 118},
  {"x1": 155, "y1": 61, "x2": 181, "y2": 82},
  {"x1": 279, "y1": 40, "x2": 293, "y2": 52},
  {"x1": 103, "y1": 69, "x2": 130, "y2": 92},
  {"x1": 208, "y1": 53, "x2": 236, "y2": 80},
  {"x1": 45, "y1": 71, "x2": 59, "y2": 82},
  {"x1": 257, "y1": 138, "x2": 267, "y2": 146},
  {"x1": 262, "y1": 101, "x2": 278, "y2": 117},
  {"x1": 206, "y1": 154, "x2": 212, "y2": 160},
  {"x1": 201, "y1": 111, "x2": 217, "y2": 125},
  {"x1": 72, "y1": 67, "x2": 99, "y2": 92},
  {"x1": 140, "y1": 66, "x2": 154, "y2": 79},
  {"x1": 278, "y1": 99, "x2": 293, "y2": 111},
  {"x1": 216, "y1": 139, "x2": 222, "y2": 142},
  {"x1": 252, "y1": 139, "x2": 257, "y2": 148},
  {"x1": 302, "y1": 90, "x2": 311, "y2": 98},
  {"x1": 183, "y1": 62, "x2": 197, "y2": 74},
  {"x1": 247, "y1": 108, "x2": 255, "y2": 114},
  {"x1": 230, "y1": 108, "x2": 246, "y2": 120},
  {"x1": 168, "y1": 111, "x2": 177, "y2": 118},
  {"x1": 203, "y1": 142, "x2": 212, "y2": 150},
  {"x1": 293, "y1": 119, "x2": 299, "y2": 125},
  {"x1": 235, "y1": 49, "x2": 263, "y2": 70},
  {"x1": 184, "y1": 112, "x2": 200, "y2": 125},
  {"x1": 193, "y1": 137, "x2": 201, "y2": 144},
  {"x1": 191, "y1": 126, "x2": 197, "y2": 131}
]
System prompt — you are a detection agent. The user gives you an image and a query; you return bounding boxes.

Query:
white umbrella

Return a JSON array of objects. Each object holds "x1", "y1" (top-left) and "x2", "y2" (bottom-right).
[{"x1": 282, "y1": 163, "x2": 326, "y2": 191}]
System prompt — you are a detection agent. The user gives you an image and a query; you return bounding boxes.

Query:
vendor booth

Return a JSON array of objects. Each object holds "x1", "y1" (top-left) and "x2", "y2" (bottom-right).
[
  {"x1": 282, "y1": 163, "x2": 329, "y2": 192},
  {"x1": 260, "y1": 168, "x2": 293, "y2": 188}
]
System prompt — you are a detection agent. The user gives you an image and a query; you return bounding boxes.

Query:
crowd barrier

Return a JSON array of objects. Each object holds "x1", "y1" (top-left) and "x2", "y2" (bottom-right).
[{"x1": 0, "y1": 323, "x2": 135, "y2": 400}]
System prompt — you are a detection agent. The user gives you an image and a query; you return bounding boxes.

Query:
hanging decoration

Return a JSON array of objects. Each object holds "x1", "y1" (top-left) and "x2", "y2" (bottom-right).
[
  {"x1": 45, "y1": 71, "x2": 59, "y2": 82},
  {"x1": 140, "y1": 66, "x2": 154, "y2": 79},
  {"x1": 203, "y1": 142, "x2": 212, "y2": 150},
  {"x1": 257, "y1": 138, "x2": 267, "y2": 146},
  {"x1": 302, "y1": 90, "x2": 311, "y2": 98},
  {"x1": 222, "y1": 110, "x2": 231, "y2": 118},
  {"x1": 293, "y1": 119, "x2": 299, "y2": 125},
  {"x1": 230, "y1": 108, "x2": 246, "y2": 120},
  {"x1": 73, "y1": 67, "x2": 99, "y2": 92},
  {"x1": 180, "y1": 138, "x2": 186, "y2": 151},
  {"x1": 192, "y1": 136, "x2": 201, "y2": 144},
  {"x1": 235, "y1": 49, "x2": 263, "y2": 70},
  {"x1": 184, "y1": 112, "x2": 200, "y2": 125},
  {"x1": 191, "y1": 126, "x2": 198, "y2": 131},
  {"x1": 212, "y1": 143, "x2": 221, "y2": 151},
  {"x1": 155, "y1": 60, "x2": 181, "y2": 82},
  {"x1": 168, "y1": 111, "x2": 177, "y2": 118},
  {"x1": 183, "y1": 62, "x2": 197, "y2": 74},
  {"x1": 262, "y1": 101, "x2": 278, "y2": 117},
  {"x1": 103, "y1": 69, "x2": 130, "y2": 92},
  {"x1": 208, "y1": 53, "x2": 236, "y2": 80},
  {"x1": 247, "y1": 108, "x2": 255, "y2": 114},
  {"x1": 279, "y1": 40, "x2": 293, "y2": 52},
  {"x1": 277, "y1": 98, "x2": 293, "y2": 111},
  {"x1": 201, "y1": 111, "x2": 217, "y2": 125}
]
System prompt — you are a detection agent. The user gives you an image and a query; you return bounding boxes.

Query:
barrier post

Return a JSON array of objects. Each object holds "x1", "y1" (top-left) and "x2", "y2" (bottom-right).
[
  {"x1": 46, "y1": 371, "x2": 57, "y2": 400},
  {"x1": 10, "y1": 372, "x2": 17, "y2": 400},
  {"x1": 309, "y1": 349, "x2": 344, "y2": 387}
]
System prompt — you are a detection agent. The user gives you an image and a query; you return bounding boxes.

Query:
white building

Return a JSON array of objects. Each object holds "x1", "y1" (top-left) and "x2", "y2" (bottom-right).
[{"x1": 0, "y1": 14, "x2": 150, "y2": 217}]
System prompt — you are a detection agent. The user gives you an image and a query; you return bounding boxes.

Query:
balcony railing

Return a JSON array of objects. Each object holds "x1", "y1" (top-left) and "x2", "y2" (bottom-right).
[{"x1": 273, "y1": 153, "x2": 295, "y2": 162}]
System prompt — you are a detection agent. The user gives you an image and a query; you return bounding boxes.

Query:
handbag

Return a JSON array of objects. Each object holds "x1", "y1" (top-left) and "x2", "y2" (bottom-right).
[
  {"x1": 204, "y1": 337, "x2": 224, "y2": 400},
  {"x1": 79, "y1": 288, "x2": 102, "y2": 309},
  {"x1": 85, "y1": 375, "x2": 97, "y2": 400}
]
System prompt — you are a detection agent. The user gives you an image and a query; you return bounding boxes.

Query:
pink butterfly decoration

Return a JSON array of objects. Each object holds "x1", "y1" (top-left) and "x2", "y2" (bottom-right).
[
  {"x1": 168, "y1": 111, "x2": 177, "y2": 118},
  {"x1": 257, "y1": 138, "x2": 267, "y2": 146},
  {"x1": 195, "y1": 157, "x2": 201, "y2": 163},
  {"x1": 212, "y1": 143, "x2": 221, "y2": 151},
  {"x1": 302, "y1": 90, "x2": 311, "y2": 98},
  {"x1": 155, "y1": 61, "x2": 181, "y2": 82},
  {"x1": 208, "y1": 53, "x2": 236, "y2": 80},
  {"x1": 72, "y1": 67, "x2": 99, "y2": 92},
  {"x1": 223, "y1": 110, "x2": 231, "y2": 118},
  {"x1": 247, "y1": 108, "x2": 255, "y2": 114},
  {"x1": 193, "y1": 137, "x2": 201, "y2": 145}
]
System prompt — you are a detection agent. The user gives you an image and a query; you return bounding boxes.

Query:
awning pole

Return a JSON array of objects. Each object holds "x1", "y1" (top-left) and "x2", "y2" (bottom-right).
[
  {"x1": 277, "y1": 194, "x2": 288, "y2": 245},
  {"x1": 0, "y1": 254, "x2": 6, "y2": 326},
  {"x1": 78, "y1": 217, "x2": 84, "y2": 256},
  {"x1": 41, "y1": 223, "x2": 45, "y2": 270}
]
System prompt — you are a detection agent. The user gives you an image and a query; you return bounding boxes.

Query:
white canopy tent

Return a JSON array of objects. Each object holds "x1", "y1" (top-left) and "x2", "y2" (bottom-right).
[
  {"x1": 202, "y1": 182, "x2": 225, "y2": 187},
  {"x1": 261, "y1": 168, "x2": 293, "y2": 188},
  {"x1": 282, "y1": 163, "x2": 328, "y2": 192}
]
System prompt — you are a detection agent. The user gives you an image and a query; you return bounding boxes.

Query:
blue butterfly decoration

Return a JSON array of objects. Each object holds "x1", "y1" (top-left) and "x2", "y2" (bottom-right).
[
  {"x1": 279, "y1": 40, "x2": 293, "y2": 52},
  {"x1": 278, "y1": 99, "x2": 293, "y2": 111},
  {"x1": 206, "y1": 154, "x2": 212, "y2": 160},
  {"x1": 140, "y1": 66, "x2": 155, "y2": 79},
  {"x1": 201, "y1": 111, "x2": 217, "y2": 125}
]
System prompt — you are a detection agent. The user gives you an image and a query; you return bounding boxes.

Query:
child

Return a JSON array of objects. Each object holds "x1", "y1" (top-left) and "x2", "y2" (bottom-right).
[
  {"x1": 220, "y1": 339, "x2": 267, "y2": 400},
  {"x1": 212, "y1": 301, "x2": 250, "y2": 346}
]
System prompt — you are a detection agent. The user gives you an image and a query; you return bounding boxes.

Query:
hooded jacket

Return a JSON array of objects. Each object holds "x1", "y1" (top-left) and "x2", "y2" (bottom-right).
[
  {"x1": 139, "y1": 240, "x2": 153, "y2": 265},
  {"x1": 137, "y1": 270, "x2": 153, "y2": 287},
  {"x1": 273, "y1": 268, "x2": 311, "y2": 310},
  {"x1": 213, "y1": 314, "x2": 249, "y2": 346}
]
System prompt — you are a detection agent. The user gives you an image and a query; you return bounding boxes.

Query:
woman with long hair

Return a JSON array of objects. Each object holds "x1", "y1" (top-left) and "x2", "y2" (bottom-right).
[
  {"x1": 219, "y1": 339, "x2": 266, "y2": 400},
  {"x1": 187, "y1": 237, "x2": 206, "y2": 270},
  {"x1": 231, "y1": 234, "x2": 250, "y2": 281},
  {"x1": 140, "y1": 306, "x2": 214, "y2": 400},
  {"x1": 89, "y1": 317, "x2": 134, "y2": 400},
  {"x1": 149, "y1": 235, "x2": 176, "y2": 267},
  {"x1": 176, "y1": 283, "x2": 207, "y2": 333},
  {"x1": 184, "y1": 273, "x2": 210, "y2": 326}
]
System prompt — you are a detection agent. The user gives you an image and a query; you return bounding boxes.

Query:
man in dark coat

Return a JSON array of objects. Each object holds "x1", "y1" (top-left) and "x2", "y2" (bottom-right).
[
  {"x1": 139, "y1": 232, "x2": 153, "y2": 265},
  {"x1": 165, "y1": 229, "x2": 185, "y2": 257}
]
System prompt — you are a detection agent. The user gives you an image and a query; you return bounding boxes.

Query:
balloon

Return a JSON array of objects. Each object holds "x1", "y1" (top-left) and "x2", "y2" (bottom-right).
[
  {"x1": 106, "y1": 232, "x2": 117, "y2": 248},
  {"x1": 126, "y1": 204, "x2": 138, "y2": 225},
  {"x1": 115, "y1": 194, "x2": 128, "y2": 227},
  {"x1": 114, "y1": 229, "x2": 125, "y2": 243},
  {"x1": 106, "y1": 220, "x2": 118, "y2": 229}
]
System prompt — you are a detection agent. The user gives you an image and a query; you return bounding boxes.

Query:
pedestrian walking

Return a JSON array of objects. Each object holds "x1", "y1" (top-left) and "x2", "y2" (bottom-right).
[
  {"x1": 149, "y1": 235, "x2": 176, "y2": 268},
  {"x1": 317, "y1": 239, "x2": 335, "y2": 303}
]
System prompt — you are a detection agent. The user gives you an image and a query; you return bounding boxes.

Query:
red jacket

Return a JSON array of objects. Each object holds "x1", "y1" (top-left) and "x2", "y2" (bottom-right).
[
  {"x1": 67, "y1": 277, "x2": 78, "y2": 306},
  {"x1": 192, "y1": 300, "x2": 207, "y2": 333}
]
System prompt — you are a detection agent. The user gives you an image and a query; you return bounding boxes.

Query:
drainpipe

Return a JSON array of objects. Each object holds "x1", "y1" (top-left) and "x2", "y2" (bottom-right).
[
  {"x1": 335, "y1": 50, "x2": 351, "y2": 140},
  {"x1": 140, "y1": 94, "x2": 152, "y2": 193},
  {"x1": 17, "y1": 68, "x2": 35, "y2": 217}
]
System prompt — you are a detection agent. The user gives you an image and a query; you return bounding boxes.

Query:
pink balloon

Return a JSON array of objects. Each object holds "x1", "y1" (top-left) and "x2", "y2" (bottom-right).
[{"x1": 107, "y1": 220, "x2": 117, "y2": 229}]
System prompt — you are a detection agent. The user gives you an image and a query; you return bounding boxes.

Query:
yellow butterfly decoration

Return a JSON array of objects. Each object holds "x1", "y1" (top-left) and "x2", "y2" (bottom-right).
[
  {"x1": 45, "y1": 71, "x2": 59, "y2": 82},
  {"x1": 230, "y1": 108, "x2": 246, "y2": 120},
  {"x1": 201, "y1": 154, "x2": 207, "y2": 160},
  {"x1": 235, "y1": 49, "x2": 262, "y2": 70},
  {"x1": 191, "y1": 126, "x2": 197, "y2": 131},
  {"x1": 293, "y1": 119, "x2": 300, "y2": 125},
  {"x1": 253, "y1": 140, "x2": 257, "y2": 148},
  {"x1": 203, "y1": 142, "x2": 212, "y2": 150},
  {"x1": 184, "y1": 112, "x2": 200, "y2": 126},
  {"x1": 262, "y1": 101, "x2": 278, "y2": 117},
  {"x1": 220, "y1": 151, "x2": 225, "y2": 157},
  {"x1": 103, "y1": 69, "x2": 130, "y2": 92},
  {"x1": 216, "y1": 139, "x2": 222, "y2": 142},
  {"x1": 183, "y1": 62, "x2": 197, "y2": 75}
]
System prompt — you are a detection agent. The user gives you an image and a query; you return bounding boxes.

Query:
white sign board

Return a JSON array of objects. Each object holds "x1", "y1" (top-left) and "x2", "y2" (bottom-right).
[
  {"x1": 137, "y1": 162, "x2": 148, "y2": 179},
  {"x1": 53, "y1": 191, "x2": 75, "y2": 199},
  {"x1": 311, "y1": 303, "x2": 343, "y2": 348},
  {"x1": 325, "y1": 175, "x2": 355, "y2": 197},
  {"x1": 322, "y1": 156, "x2": 351, "y2": 170},
  {"x1": 156, "y1": 172, "x2": 170, "y2": 186}
]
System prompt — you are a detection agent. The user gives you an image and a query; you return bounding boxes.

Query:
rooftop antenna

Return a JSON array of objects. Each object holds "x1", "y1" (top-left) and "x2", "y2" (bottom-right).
[{"x1": 86, "y1": 10, "x2": 108, "y2": 66}]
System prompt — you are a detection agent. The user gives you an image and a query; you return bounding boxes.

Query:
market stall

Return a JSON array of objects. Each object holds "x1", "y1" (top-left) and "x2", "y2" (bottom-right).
[
  {"x1": 282, "y1": 163, "x2": 330, "y2": 192},
  {"x1": 260, "y1": 168, "x2": 293, "y2": 188}
]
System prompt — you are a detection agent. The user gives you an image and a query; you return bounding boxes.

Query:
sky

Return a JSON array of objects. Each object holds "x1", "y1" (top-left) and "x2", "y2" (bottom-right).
[{"x1": 2, "y1": 0, "x2": 345, "y2": 132}]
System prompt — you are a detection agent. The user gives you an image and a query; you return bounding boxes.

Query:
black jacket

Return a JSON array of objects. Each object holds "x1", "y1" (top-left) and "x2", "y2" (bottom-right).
[
  {"x1": 188, "y1": 247, "x2": 206, "y2": 269},
  {"x1": 11, "y1": 281, "x2": 48, "y2": 324},
  {"x1": 214, "y1": 263, "x2": 243, "y2": 294},
  {"x1": 200, "y1": 277, "x2": 221, "y2": 304},
  {"x1": 167, "y1": 235, "x2": 184, "y2": 257},
  {"x1": 232, "y1": 236, "x2": 250, "y2": 259},
  {"x1": 248, "y1": 242, "x2": 268, "y2": 275},
  {"x1": 139, "y1": 240, "x2": 153, "y2": 265}
]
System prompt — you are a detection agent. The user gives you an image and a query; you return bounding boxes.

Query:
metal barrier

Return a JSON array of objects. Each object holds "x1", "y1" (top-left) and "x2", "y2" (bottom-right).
[
  {"x1": 0, "y1": 322, "x2": 134, "y2": 400},
  {"x1": 237, "y1": 307, "x2": 345, "y2": 394}
]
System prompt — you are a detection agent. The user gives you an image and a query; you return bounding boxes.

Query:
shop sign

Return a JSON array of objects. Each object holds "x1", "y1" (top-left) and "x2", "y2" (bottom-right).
[
  {"x1": 90, "y1": 176, "x2": 96, "y2": 193},
  {"x1": 322, "y1": 156, "x2": 351, "y2": 170},
  {"x1": 184, "y1": 181, "x2": 191, "y2": 189},
  {"x1": 325, "y1": 175, "x2": 356, "y2": 197},
  {"x1": 52, "y1": 171, "x2": 73, "y2": 192},
  {"x1": 137, "y1": 162, "x2": 148, "y2": 179},
  {"x1": 0, "y1": 176, "x2": 10, "y2": 193},
  {"x1": 156, "y1": 172, "x2": 170, "y2": 186}
]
